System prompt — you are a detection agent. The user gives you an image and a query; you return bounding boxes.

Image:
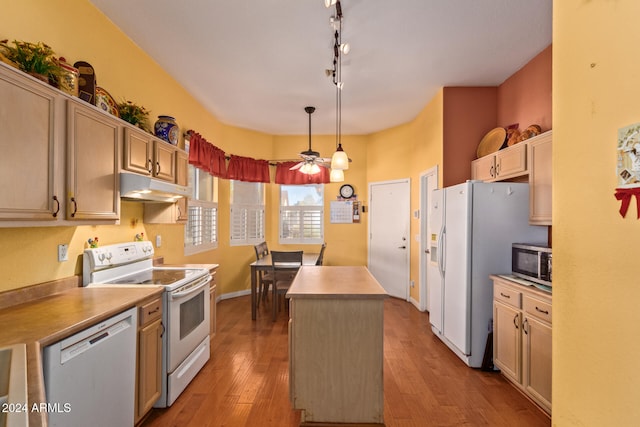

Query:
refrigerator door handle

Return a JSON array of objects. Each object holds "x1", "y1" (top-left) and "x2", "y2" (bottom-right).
[{"x1": 437, "y1": 227, "x2": 445, "y2": 277}]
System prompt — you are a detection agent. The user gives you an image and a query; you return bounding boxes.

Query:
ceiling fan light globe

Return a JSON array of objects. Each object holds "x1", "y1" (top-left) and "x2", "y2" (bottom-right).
[
  {"x1": 299, "y1": 162, "x2": 322, "y2": 175},
  {"x1": 331, "y1": 150, "x2": 349, "y2": 170},
  {"x1": 330, "y1": 168, "x2": 345, "y2": 182}
]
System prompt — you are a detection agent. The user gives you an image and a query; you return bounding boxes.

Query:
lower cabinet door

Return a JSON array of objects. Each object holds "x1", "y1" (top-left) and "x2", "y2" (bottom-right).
[
  {"x1": 493, "y1": 301, "x2": 522, "y2": 383},
  {"x1": 137, "y1": 319, "x2": 162, "y2": 421}
]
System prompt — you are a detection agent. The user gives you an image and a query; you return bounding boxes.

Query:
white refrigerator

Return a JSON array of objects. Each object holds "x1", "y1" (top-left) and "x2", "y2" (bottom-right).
[{"x1": 427, "y1": 181, "x2": 547, "y2": 367}]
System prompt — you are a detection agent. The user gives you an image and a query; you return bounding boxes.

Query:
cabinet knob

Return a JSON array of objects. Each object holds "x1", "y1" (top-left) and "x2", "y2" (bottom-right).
[
  {"x1": 155, "y1": 161, "x2": 161, "y2": 175},
  {"x1": 513, "y1": 313, "x2": 519, "y2": 329}
]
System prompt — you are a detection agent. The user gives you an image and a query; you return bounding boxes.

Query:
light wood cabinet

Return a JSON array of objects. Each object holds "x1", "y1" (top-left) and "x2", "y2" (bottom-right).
[
  {"x1": 176, "y1": 150, "x2": 189, "y2": 186},
  {"x1": 136, "y1": 297, "x2": 163, "y2": 424},
  {"x1": 288, "y1": 266, "x2": 387, "y2": 425},
  {"x1": 472, "y1": 142, "x2": 528, "y2": 182},
  {"x1": 494, "y1": 296, "x2": 522, "y2": 383},
  {"x1": 123, "y1": 125, "x2": 183, "y2": 184},
  {"x1": 123, "y1": 127, "x2": 154, "y2": 175},
  {"x1": 143, "y1": 201, "x2": 185, "y2": 224},
  {"x1": 528, "y1": 131, "x2": 552, "y2": 225},
  {"x1": 0, "y1": 63, "x2": 62, "y2": 220},
  {"x1": 492, "y1": 275, "x2": 551, "y2": 414},
  {"x1": 66, "y1": 99, "x2": 120, "y2": 220}
]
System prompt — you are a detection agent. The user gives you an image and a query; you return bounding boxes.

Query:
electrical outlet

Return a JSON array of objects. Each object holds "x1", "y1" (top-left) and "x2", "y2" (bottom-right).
[
  {"x1": 156, "y1": 235, "x2": 162, "y2": 248},
  {"x1": 58, "y1": 244, "x2": 68, "y2": 262}
]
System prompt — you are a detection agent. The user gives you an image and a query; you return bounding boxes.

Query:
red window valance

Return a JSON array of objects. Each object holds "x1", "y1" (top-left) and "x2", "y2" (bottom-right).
[
  {"x1": 275, "y1": 162, "x2": 330, "y2": 185},
  {"x1": 188, "y1": 131, "x2": 227, "y2": 178},
  {"x1": 227, "y1": 155, "x2": 270, "y2": 183}
]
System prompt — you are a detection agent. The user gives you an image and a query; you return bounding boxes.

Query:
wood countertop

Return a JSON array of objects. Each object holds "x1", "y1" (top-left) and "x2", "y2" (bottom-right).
[
  {"x1": 0, "y1": 286, "x2": 164, "y2": 427},
  {"x1": 489, "y1": 274, "x2": 552, "y2": 297},
  {"x1": 286, "y1": 266, "x2": 388, "y2": 299}
]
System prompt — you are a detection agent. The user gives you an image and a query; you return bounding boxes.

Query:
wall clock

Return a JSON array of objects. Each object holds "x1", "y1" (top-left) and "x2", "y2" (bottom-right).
[{"x1": 339, "y1": 184, "x2": 355, "y2": 199}]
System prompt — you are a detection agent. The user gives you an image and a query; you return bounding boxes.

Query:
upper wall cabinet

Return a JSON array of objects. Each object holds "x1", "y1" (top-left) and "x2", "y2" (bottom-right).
[
  {"x1": 472, "y1": 142, "x2": 528, "y2": 182},
  {"x1": 528, "y1": 131, "x2": 552, "y2": 225},
  {"x1": 0, "y1": 63, "x2": 62, "y2": 220},
  {"x1": 66, "y1": 99, "x2": 121, "y2": 220},
  {"x1": 123, "y1": 125, "x2": 185, "y2": 183}
]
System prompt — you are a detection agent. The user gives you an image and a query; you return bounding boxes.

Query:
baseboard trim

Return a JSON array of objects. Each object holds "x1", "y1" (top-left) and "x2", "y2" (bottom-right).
[{"x1": 218, "y1": 289, "x2": 251, "y2": 300}]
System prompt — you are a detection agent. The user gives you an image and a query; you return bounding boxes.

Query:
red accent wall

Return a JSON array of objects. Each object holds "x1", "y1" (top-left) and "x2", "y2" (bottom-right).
[
  {"x1": 497, "y1": 45, "x2": 552, "y2": 132},
  {"x1": 441, "y1": 44, "x2": 552, "y2": 186},
  {"x1": 443, "y1": 87, "x2": 497, "y2": 187}
]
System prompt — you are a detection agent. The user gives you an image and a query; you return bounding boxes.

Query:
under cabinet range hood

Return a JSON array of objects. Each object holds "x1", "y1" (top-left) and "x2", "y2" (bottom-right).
[{"x1": 120, "y1": 172, "x2": 190, "y2": 202}]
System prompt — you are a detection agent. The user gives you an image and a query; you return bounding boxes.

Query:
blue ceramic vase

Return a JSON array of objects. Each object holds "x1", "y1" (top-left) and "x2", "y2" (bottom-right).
[{"x1": 154, "y1": 115, "x2": 179, "y2": 145}]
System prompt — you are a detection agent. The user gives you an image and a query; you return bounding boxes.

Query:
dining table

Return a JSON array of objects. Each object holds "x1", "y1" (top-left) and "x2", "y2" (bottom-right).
[{"x1": 249, "y1": 252, "x2": 319, "y2": 320}]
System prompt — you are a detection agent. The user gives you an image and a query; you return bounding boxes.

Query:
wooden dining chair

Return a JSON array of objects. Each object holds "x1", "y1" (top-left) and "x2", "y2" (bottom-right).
[
  {"x1": 315, "y1": 242, "x2": 327, "y2": 266},
  {"x1": 270, "y1": 250, "x2": 303, "y2": 321},
  {"x1": 253, "y1": 242, "x2": 273, "y2": 307}
]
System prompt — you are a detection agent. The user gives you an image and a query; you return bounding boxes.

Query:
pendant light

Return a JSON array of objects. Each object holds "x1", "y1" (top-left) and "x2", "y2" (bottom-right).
[{"x1": 329, "y1": 0, "x2": 349, "y2": 176}]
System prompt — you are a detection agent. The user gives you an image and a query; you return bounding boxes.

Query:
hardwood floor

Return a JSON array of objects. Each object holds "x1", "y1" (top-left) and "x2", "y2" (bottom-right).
[{"x1": 141, "y1": 296, "x2": 550, "y2": 427}]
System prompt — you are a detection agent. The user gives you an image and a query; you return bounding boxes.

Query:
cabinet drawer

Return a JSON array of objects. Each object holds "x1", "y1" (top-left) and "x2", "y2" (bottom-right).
[
  {"x1": 523, "y1": 295, "x2": 552, "y2": 324},
  {"x1": 139, "y1": 297, "x2": 162, "y2": 326},
  {"x1": 494, "y1": 284, "x2": 521, "y2": 309}
]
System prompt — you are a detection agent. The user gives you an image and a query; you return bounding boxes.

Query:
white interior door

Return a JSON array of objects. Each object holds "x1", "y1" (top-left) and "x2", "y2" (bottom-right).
[
  {"x1": 368, "y1": 179, "x2": 410, "y2": 299},
  {"x1": 419, "y1": 166, "x2": 438, "y2": 312}
]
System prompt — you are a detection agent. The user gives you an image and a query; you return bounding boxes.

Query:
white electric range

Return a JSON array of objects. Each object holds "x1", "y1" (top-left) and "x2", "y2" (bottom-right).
[{"x1": 83, "y1": 241, "x2": 211, "y2": 407}]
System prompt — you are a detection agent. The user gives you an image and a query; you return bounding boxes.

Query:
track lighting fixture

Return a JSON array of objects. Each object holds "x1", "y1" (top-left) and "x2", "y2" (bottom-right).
[{"x1": 328, "y1": 0, "x2": 349, "y2": 180}]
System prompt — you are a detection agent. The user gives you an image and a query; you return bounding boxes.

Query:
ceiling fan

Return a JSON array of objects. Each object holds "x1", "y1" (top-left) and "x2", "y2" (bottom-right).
[{"x1": 289, "y1": 106, "x2": 331, "y2": 174}]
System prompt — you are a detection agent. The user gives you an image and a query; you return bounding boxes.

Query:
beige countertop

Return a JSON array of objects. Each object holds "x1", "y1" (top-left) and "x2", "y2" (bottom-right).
[
  {"x1": 286, "y1": 266, "x2": 388, "y2": 299},
  {"x1": 490, "y1": 274, "x2": 552, "y2": 296},
  {"x1": 0, "y1": 286, "x2": 164, "y2": 427}
]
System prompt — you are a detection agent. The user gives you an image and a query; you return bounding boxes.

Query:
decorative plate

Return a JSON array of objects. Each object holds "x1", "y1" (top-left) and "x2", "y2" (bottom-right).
[
  {"x1": 476, "y1": 127, "x2": 507, "y2": 158},
  {"x1": 95, "y1": 87, "x2": 119, "y2": 118}
]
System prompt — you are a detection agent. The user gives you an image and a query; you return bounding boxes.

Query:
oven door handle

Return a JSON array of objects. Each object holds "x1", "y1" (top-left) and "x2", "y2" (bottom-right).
[{"x1": 169, "y1": 276, "x2": 212, "y2": 300}]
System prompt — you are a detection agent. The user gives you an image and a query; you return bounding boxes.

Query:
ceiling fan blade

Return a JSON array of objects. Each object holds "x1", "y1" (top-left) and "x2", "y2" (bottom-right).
[{"x1": 289, "y1": 162, "x2": 304, "y2": 171}]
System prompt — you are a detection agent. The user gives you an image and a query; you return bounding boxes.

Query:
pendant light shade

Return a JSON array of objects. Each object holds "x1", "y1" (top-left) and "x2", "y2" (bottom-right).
[
  {"x1": 330, "y1": 168, "x2": 344, "y2": 182},
  {"x1": 331, "y1": 143, "x2": 349, "y2": 170}
]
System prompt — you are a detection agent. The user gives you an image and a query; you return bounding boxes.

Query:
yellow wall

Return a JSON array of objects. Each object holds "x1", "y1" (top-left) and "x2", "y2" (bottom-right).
[
  {"x1": 366, "y1": 90, "x2": 444, "y2": 302},
  {"x1": 554, "y1": 1, "x2": 640, "y2": 424},
  {"x1": 0, "y1": 0, "x2": 371, "y2": 294}
]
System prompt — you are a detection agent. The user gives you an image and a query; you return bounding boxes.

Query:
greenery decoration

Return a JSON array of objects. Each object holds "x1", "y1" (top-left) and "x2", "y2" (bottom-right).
[
  {"x1": 118, "y1": 100, "x2": 151, "y2": 132},
  {"x1": 0, "y1": 39, "x2": 61, "y2": 81}
]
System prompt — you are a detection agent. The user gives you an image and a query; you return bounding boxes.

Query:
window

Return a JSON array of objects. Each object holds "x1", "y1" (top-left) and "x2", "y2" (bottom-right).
[
  {"x1": 280, "y1": 184, "x2": 324, "y2": 244},
  {"x1": 230, "y1": 180, "x2": 265, "y2": 246},
  {"x1": 184, "y1": 166, "x2": 218, "y2": 255}
]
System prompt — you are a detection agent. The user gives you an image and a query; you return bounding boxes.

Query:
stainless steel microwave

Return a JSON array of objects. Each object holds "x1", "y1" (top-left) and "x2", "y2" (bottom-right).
[{"x1": 512, "y1": 243, "x2": 552, "y2": 286}]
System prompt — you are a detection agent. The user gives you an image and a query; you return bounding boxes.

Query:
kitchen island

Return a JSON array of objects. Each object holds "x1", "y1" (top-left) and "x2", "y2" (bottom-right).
[{"x1": 286, "y1": 266, "x2": 388, "y2": 426}]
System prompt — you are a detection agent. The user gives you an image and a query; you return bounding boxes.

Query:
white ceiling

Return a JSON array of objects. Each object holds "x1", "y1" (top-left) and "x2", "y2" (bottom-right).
[{"x1": 88, "y1": 0, "x2": 552, "y2": 135}]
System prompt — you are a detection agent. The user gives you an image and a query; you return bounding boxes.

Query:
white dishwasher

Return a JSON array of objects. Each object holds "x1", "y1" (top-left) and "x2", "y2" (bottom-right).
[{"x1": 43, "y1": 307, "x2": 137, "y2": 427}]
